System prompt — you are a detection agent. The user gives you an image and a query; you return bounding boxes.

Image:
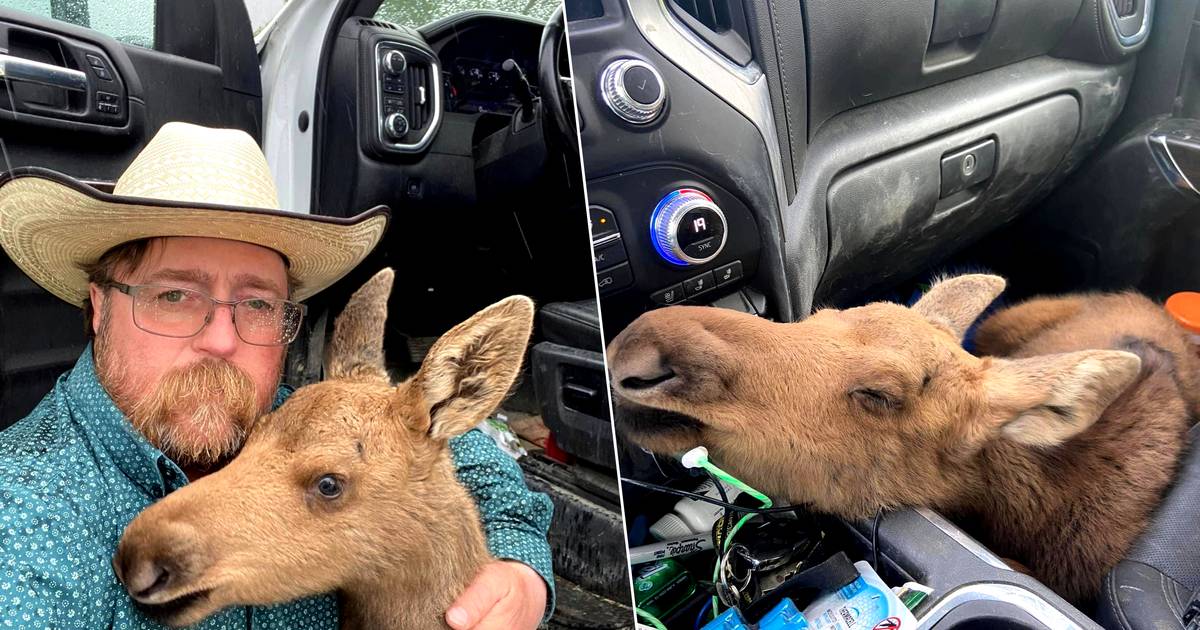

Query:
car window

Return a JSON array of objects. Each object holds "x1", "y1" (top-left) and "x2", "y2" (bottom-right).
[
  {"x1": 0, "y1": 0, "x2": 286, "y2": 48},
  {"x1": 375, "y1": 0, "x2": 559, "y2": 27},
  {"x1": 0, "y1": 0, "x2": 155, "y2": 48}
]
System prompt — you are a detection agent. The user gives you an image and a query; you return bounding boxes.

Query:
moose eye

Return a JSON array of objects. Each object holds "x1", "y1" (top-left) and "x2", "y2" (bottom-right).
[
  {"x1": 850, "y1": 388, "x2": 903, "y2": 413},
  {"x1": 314, "y1": 475, "x2": 343, "y2": 499}
]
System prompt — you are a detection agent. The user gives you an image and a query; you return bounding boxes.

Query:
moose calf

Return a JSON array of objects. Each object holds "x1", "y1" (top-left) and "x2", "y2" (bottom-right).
[
  {"x1": 113, "y1": 268, "x2": 535, "y2": 629},
  {"x1": 608, "y1": 274, "x2": 1199, "y2": 605}
]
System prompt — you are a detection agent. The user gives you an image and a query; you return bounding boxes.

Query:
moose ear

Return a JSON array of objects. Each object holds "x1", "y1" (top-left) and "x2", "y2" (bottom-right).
[
  {"x1": 413, "y1": 296, "x2": 535, "y2": 440},
  {"x1": 981, "y1": 350, "x2": 1141, "y2": 448},
  {"x1": 911, "y1": 274, "x2": 1006, "y2": 341},
  {"x1": 325, "y1": 268, "x2": 394, "y2": 382}
]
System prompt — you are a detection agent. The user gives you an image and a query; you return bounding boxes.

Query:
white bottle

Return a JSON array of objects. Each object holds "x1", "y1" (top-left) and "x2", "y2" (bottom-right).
[{"x1": 649, "y1": 478, "x2": 743, "y2": 540}]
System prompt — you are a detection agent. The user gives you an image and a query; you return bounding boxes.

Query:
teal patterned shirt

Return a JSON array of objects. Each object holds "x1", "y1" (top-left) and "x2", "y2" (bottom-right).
[{"x1": 0, "y1": 345, "x2": 554, "y2": 628}]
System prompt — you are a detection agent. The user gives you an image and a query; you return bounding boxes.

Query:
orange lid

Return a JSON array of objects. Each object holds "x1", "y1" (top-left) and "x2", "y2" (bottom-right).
[{"x1": 1166, "y1": 292, "x2": 1200, "y2": 334}]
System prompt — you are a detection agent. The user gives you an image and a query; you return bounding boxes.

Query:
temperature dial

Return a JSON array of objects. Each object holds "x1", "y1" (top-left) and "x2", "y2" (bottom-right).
[
  {"x1": 650, "y1": 189, "x2": 727, "y2": 266},
  {"x1": 382, "y1": 49, "x2": 407, "y2": 74},
  {"x1": 384, "y1": 112, "x2": 409, "y2": 139},
  {"x1": 600, "y1": 58, "x2": 666, "y2": 125}
]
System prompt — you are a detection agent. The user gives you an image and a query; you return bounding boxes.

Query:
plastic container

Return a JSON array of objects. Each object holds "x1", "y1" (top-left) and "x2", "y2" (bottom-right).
[
  {"x1": 1166, "y1": 292, "x2": 1200, "y2": 349},
  {"x1": 633, "y1": 558, "x2": 696, "y2": 619},
  {"x1": 649, "y1": 478, "x2": 743, "y2": 540}
]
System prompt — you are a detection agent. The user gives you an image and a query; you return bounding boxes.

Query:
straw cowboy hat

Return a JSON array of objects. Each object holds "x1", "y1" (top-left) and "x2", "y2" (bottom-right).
[{"x1": 0, "y1": 121, "x2": 389, "y2": 306}]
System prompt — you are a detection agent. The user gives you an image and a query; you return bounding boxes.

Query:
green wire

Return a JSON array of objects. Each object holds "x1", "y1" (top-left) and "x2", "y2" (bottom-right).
[
  {"x1": 695, "y1": 454, "x2": 773, "y2": 621},
  {"x1": 636, "y1": 607, "x2": 669, "y2": 630}
]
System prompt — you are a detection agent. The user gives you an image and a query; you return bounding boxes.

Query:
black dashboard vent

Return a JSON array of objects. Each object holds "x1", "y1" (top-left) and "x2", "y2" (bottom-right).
[
  {"x1": 358, "y1": 18, "x2": 398, "y2": 30},
  {"x1": 407, "y1": 63, "x2": 432, "y2": 130},
  {"x1": 665, "y1": 0, "x2": 753, "y2": 65},
  {"x1": 670, "y1": 0, "x2": 733, "y2": 32}
]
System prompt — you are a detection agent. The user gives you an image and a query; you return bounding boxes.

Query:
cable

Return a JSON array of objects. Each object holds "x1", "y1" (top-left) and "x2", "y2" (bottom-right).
[
  {"x1": 871, "y1": 507, "x2": 884, "y2": 574},
  {"x1": 636, "y1": 607, "x2": 668, "y2": 630},
  {"x1": 706, "y1": 469, "x2": 737, "y2": 619},
  {"x1": 674, "y1": 448, "x2": 773, "y2": 622},
  {"x1": 706, "y1": 470, "x2": 734, "y2": 551},
  {"x1": 621, "y1": 477, "x2": 802, "y2": 514},
  {"x1": 694, "y1": 598, "x2": 714, "y2": 630}
]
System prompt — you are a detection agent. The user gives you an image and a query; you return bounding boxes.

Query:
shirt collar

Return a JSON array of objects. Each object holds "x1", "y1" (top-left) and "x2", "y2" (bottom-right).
[{"x1": 62, "y1": 344, "x2": 292, "y2": 499}]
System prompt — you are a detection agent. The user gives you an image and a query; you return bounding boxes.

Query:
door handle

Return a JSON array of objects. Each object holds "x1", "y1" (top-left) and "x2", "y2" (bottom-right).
[{"x1": 0, "y1": 54, "x2": 87, "y2": 92}]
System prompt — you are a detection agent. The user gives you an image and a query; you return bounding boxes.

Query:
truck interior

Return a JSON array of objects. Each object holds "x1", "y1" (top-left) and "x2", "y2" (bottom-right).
[
  {"x1": 567, "y1": 0, "x2": 1200, "y2": 627},
  {"x1": 0, "y1": 1, "x2": 627, "y2": 626}
]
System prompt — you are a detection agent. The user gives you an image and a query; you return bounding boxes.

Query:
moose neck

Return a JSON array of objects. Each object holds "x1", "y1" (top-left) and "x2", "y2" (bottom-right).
[{"x1": 340, "y1": 462, "x2": 491, "y2": 630}]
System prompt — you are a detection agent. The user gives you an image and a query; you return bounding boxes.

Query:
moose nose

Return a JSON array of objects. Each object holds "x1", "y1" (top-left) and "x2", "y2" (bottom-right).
[
  {"x1": 114, "y1": 547, "x2": 174, "y2": 602},
  {"x1": 609, "y1": 337, "x2": 678, "y2": 394}
]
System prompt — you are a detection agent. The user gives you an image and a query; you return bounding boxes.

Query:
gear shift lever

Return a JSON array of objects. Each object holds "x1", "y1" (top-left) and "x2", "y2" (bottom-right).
[{"x1": 502, "y1": 58, "x2": 536, "y2": 123}]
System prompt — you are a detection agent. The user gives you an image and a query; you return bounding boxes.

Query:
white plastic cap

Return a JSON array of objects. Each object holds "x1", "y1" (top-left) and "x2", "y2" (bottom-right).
[
  {"x1": 680, "y1": 446, "x2": 709, "y2": 469},
  {"x1": 649, "y1": 513, "x2": 693, "y2": 540}
]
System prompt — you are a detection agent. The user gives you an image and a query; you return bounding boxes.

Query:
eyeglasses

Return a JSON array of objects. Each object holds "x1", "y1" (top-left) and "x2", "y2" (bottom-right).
[{"x1": 105, "y1": 281, "x2": 306, "y2": 347}]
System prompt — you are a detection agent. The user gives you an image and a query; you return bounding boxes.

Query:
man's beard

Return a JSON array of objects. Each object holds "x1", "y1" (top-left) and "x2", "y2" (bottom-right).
[{"x1": 95, "y1": 321, "x2": 269, "y2": 468}]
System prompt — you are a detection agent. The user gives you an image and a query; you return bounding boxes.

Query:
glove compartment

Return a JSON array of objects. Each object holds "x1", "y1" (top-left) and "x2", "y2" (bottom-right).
[{"x1": 819, "y1": 95, "x2": 1081, "y2": 305}]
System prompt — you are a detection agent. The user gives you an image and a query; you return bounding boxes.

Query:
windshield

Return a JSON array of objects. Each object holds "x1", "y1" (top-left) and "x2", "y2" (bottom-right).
[{"x1": 375, "y1": 0, "x2": 558, "y2": 27}]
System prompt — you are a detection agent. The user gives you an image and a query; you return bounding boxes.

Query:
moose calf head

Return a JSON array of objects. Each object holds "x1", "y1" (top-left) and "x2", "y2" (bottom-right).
[
  {"x1": 609, "y1": 274, "x2": 1142, "y2": 518},
  {"x1": 113, "y1": 268, "x2": 534, "y2": 626}
]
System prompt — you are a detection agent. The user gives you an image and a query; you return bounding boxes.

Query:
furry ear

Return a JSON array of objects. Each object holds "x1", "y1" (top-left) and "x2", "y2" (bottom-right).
[
  {"x1": 412, "y1": 296, "x2": 535, "y2": 440},
  {"x1": 911, "y1": 274, "x2": 1007, "y2": 341},
  {"x1": 325, "y1": 268, "x2": 394, "y2": 382},
  {"x1": 981, "y1": 350, "x2": 1142, "y2": 447}
]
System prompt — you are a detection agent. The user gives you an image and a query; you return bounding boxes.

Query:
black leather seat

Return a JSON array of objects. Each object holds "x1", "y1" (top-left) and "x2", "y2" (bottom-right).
[{"x1": 1098, "y1": 424, "x2": 1200, "y2": 629}]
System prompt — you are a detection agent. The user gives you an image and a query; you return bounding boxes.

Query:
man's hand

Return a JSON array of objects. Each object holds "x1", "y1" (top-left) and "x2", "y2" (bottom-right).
[{"x1": 446, "y1": 560, "x2": 548, "y2": 630}]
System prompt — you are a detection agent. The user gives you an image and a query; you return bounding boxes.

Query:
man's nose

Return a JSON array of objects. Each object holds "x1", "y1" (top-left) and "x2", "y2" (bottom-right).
[{"x1": 192, "y1": 304, "x2": 240, "y2": 357}]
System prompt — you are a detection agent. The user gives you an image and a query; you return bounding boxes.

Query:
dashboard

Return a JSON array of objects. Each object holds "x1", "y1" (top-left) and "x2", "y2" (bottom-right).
[{"x1": 428, "y1": 16, "x2": 543, "y2": 115}]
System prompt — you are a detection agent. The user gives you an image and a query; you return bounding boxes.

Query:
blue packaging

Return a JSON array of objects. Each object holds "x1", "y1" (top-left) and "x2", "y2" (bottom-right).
[{"x1": 700, "y1": 598, "x2": 810, "y2": 630}]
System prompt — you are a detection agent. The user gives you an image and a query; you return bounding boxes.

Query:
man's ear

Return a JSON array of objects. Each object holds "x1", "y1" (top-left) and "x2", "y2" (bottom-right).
[
  {"x1": 413, "y1": 296, "x2": 535, "y2": 440},
  {"x1": 981, "y1": 350, "x2": 1142, "y2": 448},
  {"x1": 88, "y1": 283, "x2": 105, "y2": 335},
  {"x1": 325, "y1": 268, "x2": 394, "y2": 382},
  {"x1": 911, "y1": 274, "x2": 1006, "y2": 341}
]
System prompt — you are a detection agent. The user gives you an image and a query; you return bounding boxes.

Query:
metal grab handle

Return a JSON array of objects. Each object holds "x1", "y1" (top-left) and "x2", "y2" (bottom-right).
[{"x1": 0, "y1": 54, "x2": 88, "y2": 92}]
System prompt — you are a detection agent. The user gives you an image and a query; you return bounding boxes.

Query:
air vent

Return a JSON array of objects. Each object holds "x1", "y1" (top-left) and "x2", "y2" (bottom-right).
[
  {"x1": 665, "y1": 0, "x2": 753, "y2": 65},
  {"x1": 406, "y1": 63, "x2": 432, "y2": 130},
  {"x1": 669, "y1": 0, "x2": 733, "y2": 32},
  {"x1": 358, "y1": 18, "x2": 398, "y2": 30},
  {"x1": 1114, "y1": 0, "x2": 1136, "y2": 16}
]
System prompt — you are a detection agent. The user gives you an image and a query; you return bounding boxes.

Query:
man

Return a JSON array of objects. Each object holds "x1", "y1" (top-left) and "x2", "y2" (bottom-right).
[{"x1": 0, "y1": 122, "x2": 552, "y2": 629}]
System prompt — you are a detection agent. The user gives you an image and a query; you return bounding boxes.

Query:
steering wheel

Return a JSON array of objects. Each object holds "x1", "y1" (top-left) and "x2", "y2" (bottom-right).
[{"x1": 537, "y1": 6, "x2": 578, "y2": 157}]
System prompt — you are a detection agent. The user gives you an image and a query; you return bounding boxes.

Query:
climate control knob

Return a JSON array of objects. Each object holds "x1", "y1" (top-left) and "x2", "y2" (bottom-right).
[
  {"x1": 384, "y1": 112, "x2": 409, "y2": 139},
  {"x1": 382, "y1": 49, "x2": 407, "y2": 74},
  {"x1": 600, "y1": 58, "x2": 666, "y2": 125},
  {"x1": 650, "y1": 189, "x2": 727, "y2": 266}
]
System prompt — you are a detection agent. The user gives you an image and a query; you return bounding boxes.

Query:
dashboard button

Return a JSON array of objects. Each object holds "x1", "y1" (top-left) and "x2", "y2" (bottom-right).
[
  {"x1": 600, "y1": 58, "x2": 666, "y2": 125},
  {"x1": 382, "y1": 49, "x2": 407, "y2": 74},
  {"x1": 384, "y1": 113, "x2": 409, "y2": 139},
  {"x1": 683, "y1": 272, "x2": 715, "y2": 297},
  {"x1": 597, "y1": 263, "x2": 633, "y2": 295},
  {"x1": 651, "y1": 284, "x2": 685, "y2": 306},
  {"x1": 650, "y1": 189, "x2": 728, "y2": 266},
  {"x1": 623, "y1": 65, "x2": 661, "y2": 105},
  {"x1": 714, "y1": 261, "x2": 743, "y2": 287},
  {"x1": 593, "y1": 239, "x2": 628, "y2": 270},
  {"x1": 590, "y1": 206, "x2": 619, "y2": 240}
]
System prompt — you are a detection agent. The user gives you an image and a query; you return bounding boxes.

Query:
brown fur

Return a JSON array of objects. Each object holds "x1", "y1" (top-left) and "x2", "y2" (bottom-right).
[
  {"x1": 608, "y1": 274, "x2": 1198, "y2": 606},
  {"x1": 113, "y1": 268, "x2": 536, "y2": 629}
]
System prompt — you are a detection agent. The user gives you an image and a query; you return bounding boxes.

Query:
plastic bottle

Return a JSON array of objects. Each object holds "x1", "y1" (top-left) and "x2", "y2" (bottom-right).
[{"x1": 649, "y1": 477, "x2": 743, "y2": 540}]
